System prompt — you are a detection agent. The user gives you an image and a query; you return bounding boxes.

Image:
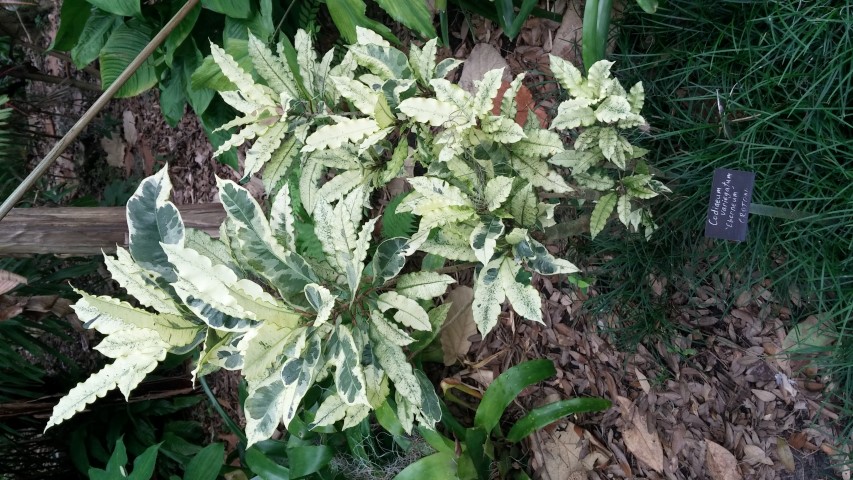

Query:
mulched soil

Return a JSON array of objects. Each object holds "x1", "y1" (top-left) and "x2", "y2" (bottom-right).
[{"x1": 12, "y1": 1, "x2": 845, "y2": 479}]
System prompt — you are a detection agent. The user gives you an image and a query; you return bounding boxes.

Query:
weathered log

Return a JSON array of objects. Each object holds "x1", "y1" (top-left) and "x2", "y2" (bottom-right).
[{"x1": 0, "y1": 204, "x2": 225, "y2": 256}]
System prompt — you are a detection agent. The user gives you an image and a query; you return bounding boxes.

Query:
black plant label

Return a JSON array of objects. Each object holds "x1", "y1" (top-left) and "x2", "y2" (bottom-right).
[{"x1": 704, "y1": 168, "x2": 755, "y2": 242}]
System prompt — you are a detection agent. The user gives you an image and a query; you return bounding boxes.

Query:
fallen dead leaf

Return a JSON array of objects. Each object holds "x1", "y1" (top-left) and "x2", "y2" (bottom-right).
[
  {"x1": 751, "y1": 389, "x2": 776, "y2": 403},
  {"x1": 706, "y1": 440, "x2": 742, "y2": 480},
  {"x1": 122, "y1": 110, "x2": 138, "y2": 146},
  {"x1": 532, "y1": 422, "x2": 607, "y2": 479},
  {"x1": 551, "y1": 1, "x2": 583, "y2": 64},
  {"x1": 100, "y1": 131, "x2": 126, "y2": 168},
  {"x1": 635, "y1": 367, "x2": 651, "y2": 394},
  {"x1": 0, "y1": 270, "x2": 27, "y2": 295},
  {"x1": 616, "y1": 396, "x2": 663, "y2": 473},
  {"x1": 783, "y1": 314, "x2": 836, "y2": 350},
  {"x1": 777, "y1": 438, "x2": 796, "y2": 472},
  {"x1": 458, "y1": 43, "x2": 512, "y2": 94},
  {"x1": 440, "y1": 287, "x2": 476, "y2": 366},
  {"x1": 742, "y1": 444, "x2": 773, "y2": 466}
]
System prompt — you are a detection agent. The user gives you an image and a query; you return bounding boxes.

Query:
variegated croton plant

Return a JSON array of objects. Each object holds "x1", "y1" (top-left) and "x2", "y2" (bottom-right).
[{"x1": 46, "y1": 28, "x2": 668, "y2": 445}]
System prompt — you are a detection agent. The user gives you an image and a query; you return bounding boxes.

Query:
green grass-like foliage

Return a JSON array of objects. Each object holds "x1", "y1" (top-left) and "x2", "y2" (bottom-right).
[{"x1": 46, "y1": 28, "x2": 664, "y2": 447}]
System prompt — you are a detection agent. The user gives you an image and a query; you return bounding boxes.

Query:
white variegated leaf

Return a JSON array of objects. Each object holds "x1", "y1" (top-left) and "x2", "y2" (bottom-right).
[
  {"x1": 244, "y1": 375, "x2": 287, "y2": 446},
  {"x1": 371, "y1": 335, "x2": 421, "y2": 409},
  {"x1": 370, "y1": 310, "x2": 415, "y2": 346},
  {"x1": 45, "y1": 353, "x2": 161, "y2": 430},
  {"x1": 574, "y1": 171, "x2": 615, "y2": 191},
  {"x1": 94, "y1": 326, "x2": 171, "y2": 360},
  {"x1": 395, "y1": 272, "x2": 455, "y2": 300},
  {"x1": 409, "y1": 38, "x2": 437, "y2": 86},
  {"x1": 434, "y1": 58, "x2": 463, "y2": 79},
  {"x1": 312, "y1": 392, "x2": 347, "y2": 427},
  {"x1": 214, "y1": 123, "x2": 267, "y2": 158},
  {"x1": 469, "y1": 219, "x2": 504, "y2": 265},
  {"x1": 498, "y1": 259, "x2": 542, "y2": 323},
  {"x1": 406, "y1": 177, "x2": 473, "y2": 208},
  {"x1": 243, "y1": 121, "x2": 288, "y2": 180},
  {"x1": 304, "y1": 284, "x2": 335, "y2": 325},
  {"x1": 316, "y1": 169, "x2": 365, "y2": 204},
  {"x1": 294, "y1": 30, "x2": 317, "y2": 98},
  {"x1": 472, "y1": 258, "x2": 504, "y2": 336},
  {"x1": 356, "y1": 26, "x2": 391, "y2": 47},
  {"x1": 377, "y1": 291, "x2": 431, "y2": 331},
  {"x1": 330, "y1": 325, "x2": 369, "y2": 406},
  {"x1": 299, "y1": 156, "x2": 324, "y2": 215},
  {"x1": 103, "y1": 247, "x2": 181, "y2": 315}
]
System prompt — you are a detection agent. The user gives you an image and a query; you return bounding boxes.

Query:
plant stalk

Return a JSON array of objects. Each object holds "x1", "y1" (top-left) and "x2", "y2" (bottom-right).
[{"x1": 0, "y1": 0, "x2": 201, "y2": 222}]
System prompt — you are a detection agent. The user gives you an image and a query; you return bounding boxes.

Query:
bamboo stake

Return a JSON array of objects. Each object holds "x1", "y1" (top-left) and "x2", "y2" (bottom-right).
[{"x1": 0, "y1": 0, "x2": 201, "y2": 222}]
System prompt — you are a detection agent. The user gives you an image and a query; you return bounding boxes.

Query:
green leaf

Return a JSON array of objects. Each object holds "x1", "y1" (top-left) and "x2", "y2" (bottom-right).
[
  {"x1": 191, "y1": 39, "x2": 250, "y2": 92},
  {"x1": 159, "y1": 61, "x2": 188, "y2": 127},
  {"x1": 100, "y1": 20, "x2": 158, "y2": 98},
  {"x1": 474, "y1": 359, "x2": 556, "y2": 434},
  {"x1": 288, "y1": 446, "x2": 334, "y2": 478},
  {"x1": 245, "y1": 447, "x2": 290, "y2": 480},
  {"x1": 202, "y1": 0, "x2": 251, "y2": 18},
  {"x1": 164, "y1": 1, "x2": 200, "y2": 66},
  {"x1": 590, "y1": 192, "x2": 617, "y2": 239},
  {"x1": 183, "y1": 442, "x2": 224, "y2": 480},
  {"x1": 582, "y1": 0, "x2": 613, "y2": 72},
  {"x1": 71, "y1": 8, "x2": 121, "y2": 68},
  {"x1": 506, "y1": 398, "x2": 612, "y2": 443},
  {"x1": 126, "y1": 442, "x2": 159, "y2": 480},
  {"x1": 636, "y1": 0, "x2": 659, "y2": 14},
  {"x1": 326, "y1": 0, "x2": 396, "y2": 44},
  {"x1": 393, "y1": 451, "x2": 458, "y2": 480},
  {"x1": 382, "y1": 193, "x2": 416, "y2": 239},
  {"x1": 52, "y1": 0, "x2": 93, "y2": 51},
  {"x1": 375, "y1": 0, "x2": 436, "y2": 39},
  {"x1": 86, "y1": 0, "x2": 140, "y2": 17}
]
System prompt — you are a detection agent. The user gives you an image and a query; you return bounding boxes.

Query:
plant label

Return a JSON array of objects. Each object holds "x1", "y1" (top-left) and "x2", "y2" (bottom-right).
[{"x1": 704, "y1": 168, "x2": 755, "y2": 242}]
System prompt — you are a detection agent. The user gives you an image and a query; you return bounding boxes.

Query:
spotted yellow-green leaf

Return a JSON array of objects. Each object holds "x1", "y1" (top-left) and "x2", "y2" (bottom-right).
[
  {"x1": 185, "y1": 228, "x2": 239, "y2": 273},
  {"x1": 349, "y1": 42, "x2": 410, "y2": 81},
  {"x1": 420, "y1": 230, "x2": 478, "y2": 262},
  {"x1": 481, "y1": 116, "x2": 525, "y2": 143},
  {"x1": 430, "y1": 79, "x2": 472, "y2": 119},
  {"x1": 513, "y1": 129, "x2": 564, "y2": 158},
  {"x1": 316, "y1": 169, "x2": 366, "y2": 205},
  {"x1": 595, "y1": 95, "x2": 632, "y2": 124},
  {"x1": 484, "y1": 176, "x2": 514, "y2": 210},
  {"x1": 331, "y1": 75, "x2": 379, "y2": 115},
  {"x1": 628, "y1": 82, "x2": 645, "y2": 114},
  {"x1": 509, "y1": 152, "x2": 572, "y2": 193},
  {"x1": 299, "y1": 156, "x2": 324, "y2": 215},
  {"x1": 548, "y1": 149, "x2": 601, "y2": 174},
  {"x1": 262, "y1": 136, "x2": 301, "y2": 194},
  {"x1": 312, "y1": 392, "x2": 348, "y2": 428},
  {"x1": 377, "y1": 291, "x2": 431, "y2": 331},
  {"x1": 586, "y1": 60, "x2": 615, "y2": 99},
  {"x1": 303, "y1": 117, "x2": 381, "y2": 152},
  {"x1": 500, "y1": 73, "x2": 526, "y2": 119},
  {"x1": 549, "y1": 54, "x2": 591, "y2": 99},
  {"x1": 551, "y1": 98, "x2": 596, "y2": 130},
  {"x1": 210, "y1": 42, "x2": 274, "y2": 107},
  {"x1": 371, "y1": 335, "x2": 422, "y2": 409},
  {"x1": 395, "y1": 272, "x2": 455, "y2": 301},
  {"x1": 574, "y1": 171, "x2": 614, "y2": 191},
  {"x1": 406, "y1": 177, "x2": 473, "y2": 208},
  {"x1": 294, "y1": 30, "x2": 317, "y2": 98},
  {"x1": 247, "y1": 33, "x2": 298, "y2": 98},
  {"x1": 617, "y1": 195, "x2": 632, "y2": 226},
  {"x1": 509, "y1": 183, "x2": 538, "y2": 227},
  {"x1": 409, "y1": 38, "x2": 437, "y2": 86},
  {"x1": 472, "y1": 69, "x2": 505, "y2": 117},
  {"x1": 399, "y1": 97, "x2": 463, "y2": 127},
  {"x1": 590, "y1": 192, "x2": 617, "y2": 239},
  {"x1": 470, "y1": 219, "x2": 504, "y2": 265},
  {"x1": 242, "y1": 324, "x2": 301, "y2": 383}
]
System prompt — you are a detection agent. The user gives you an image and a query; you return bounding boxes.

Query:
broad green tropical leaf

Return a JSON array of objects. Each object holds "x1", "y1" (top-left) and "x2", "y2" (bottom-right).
[{"x1": 100, "y1": 21, "x2": 158, "y2": 98}]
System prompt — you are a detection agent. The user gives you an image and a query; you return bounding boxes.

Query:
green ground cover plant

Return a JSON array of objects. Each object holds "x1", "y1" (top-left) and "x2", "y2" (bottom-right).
[
  {"x1": 43, "y1": 27, "x2": 664, "y2": 464},
  {"x1": 592, "y1": 0, "x2": 852, "y2": 447}
]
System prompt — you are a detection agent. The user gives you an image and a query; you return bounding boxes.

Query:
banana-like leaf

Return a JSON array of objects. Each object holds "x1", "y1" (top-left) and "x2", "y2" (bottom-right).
[
  {"x1": 100, "y1": 20, "x2": 158, "y2": 98},
  {"x1": 474, "y1": 359, "x2": 556, "y2": 434}
]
